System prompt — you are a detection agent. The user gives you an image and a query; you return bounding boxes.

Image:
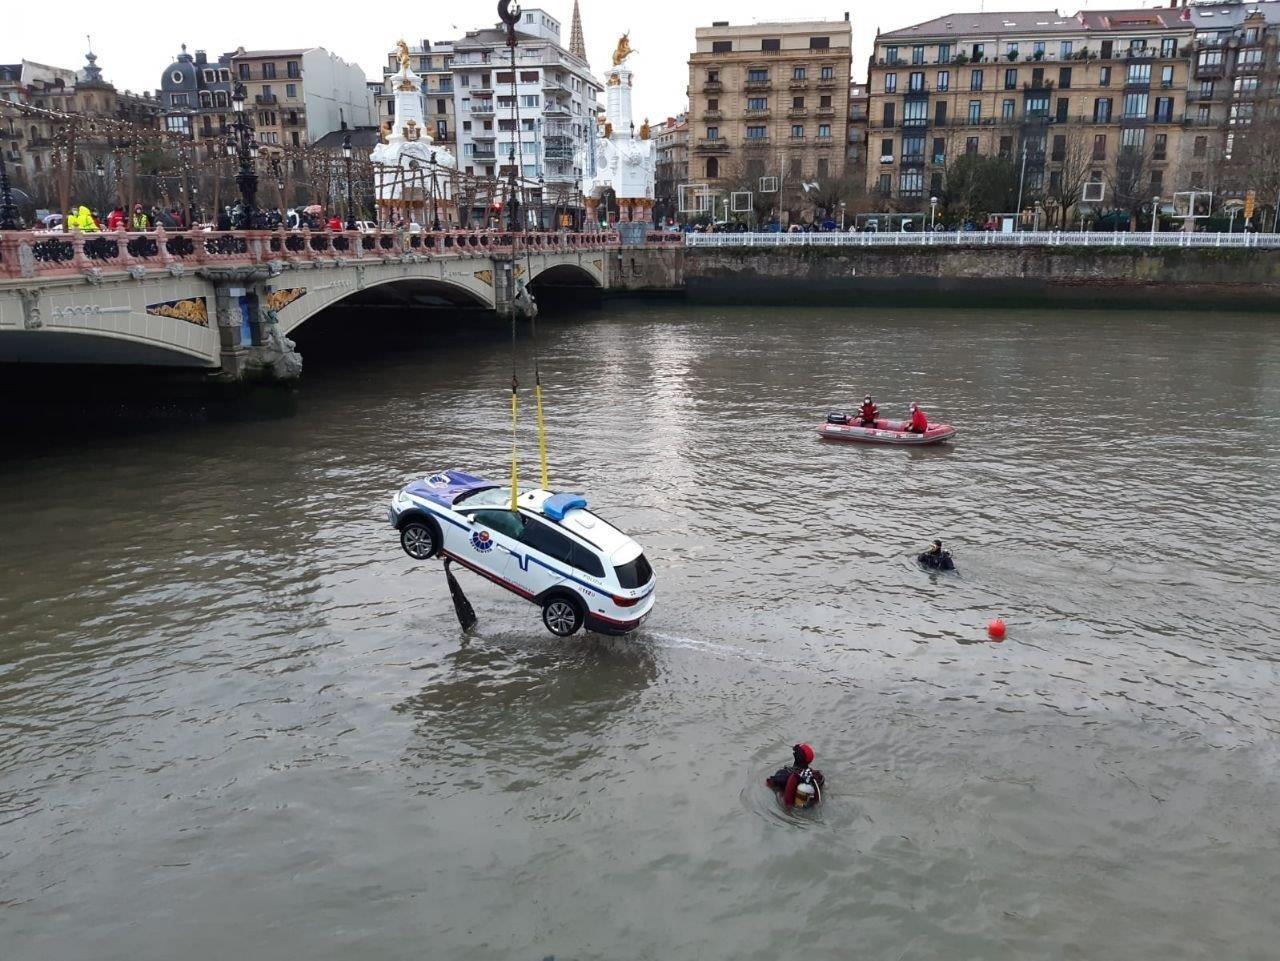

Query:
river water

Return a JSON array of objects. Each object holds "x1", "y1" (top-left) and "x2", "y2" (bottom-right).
[{"x1": 2, "y1": 304, "x2": 1278, "y2": 960}]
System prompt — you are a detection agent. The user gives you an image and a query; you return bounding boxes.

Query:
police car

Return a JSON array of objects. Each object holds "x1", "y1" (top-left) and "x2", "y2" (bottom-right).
[{"x1": 389, "y1": 469, "x2": 656, "y2": 637}]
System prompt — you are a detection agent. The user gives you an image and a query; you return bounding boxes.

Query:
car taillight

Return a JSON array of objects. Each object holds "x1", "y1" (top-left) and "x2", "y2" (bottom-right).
[{"x1": 611, "y1": 594, "x2": 640, "y2": 607}]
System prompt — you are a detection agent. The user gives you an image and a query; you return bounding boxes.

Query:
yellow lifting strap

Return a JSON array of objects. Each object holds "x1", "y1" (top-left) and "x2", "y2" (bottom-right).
[
  {"x1": 534, "y1": 382, "x2": 550, "y2": 491},
  {"x1": 509, "y1": 375, "x2": 520, "y2": 513}
]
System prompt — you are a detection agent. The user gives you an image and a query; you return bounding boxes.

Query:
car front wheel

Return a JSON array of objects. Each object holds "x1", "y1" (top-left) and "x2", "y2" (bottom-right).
[
  {"x1": 400, "y1": 518, "x2": 440, "y2": 560},
  {"x1": 541, "y1": 594, "x2": 584, "y2": 637}
]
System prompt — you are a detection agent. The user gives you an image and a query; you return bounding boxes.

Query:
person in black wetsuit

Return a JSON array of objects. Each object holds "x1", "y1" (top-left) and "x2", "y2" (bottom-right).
[
  {"x1": 918, "y1": 539, "x2": 955, "y2": 571},
  {"x1": 765, "y1": 743, "x2": 825, "y2": 809}
]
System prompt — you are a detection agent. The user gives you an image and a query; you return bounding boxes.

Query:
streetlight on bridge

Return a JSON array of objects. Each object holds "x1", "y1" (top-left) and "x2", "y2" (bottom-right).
[
  {"x1": 225, "y1": 83, "x2": 260, "y2": 229},
  {"x1": 342, "y1": 134, "x2": 356, "y2": 231},
  {"x1": 0, "y1": 153, "x2": 18, "y2": 230}
]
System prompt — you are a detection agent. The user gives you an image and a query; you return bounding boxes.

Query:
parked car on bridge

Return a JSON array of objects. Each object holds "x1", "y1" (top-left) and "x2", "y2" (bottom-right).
[{"x1": 389, "y1": 469, "x2": 656, "y2": 637}]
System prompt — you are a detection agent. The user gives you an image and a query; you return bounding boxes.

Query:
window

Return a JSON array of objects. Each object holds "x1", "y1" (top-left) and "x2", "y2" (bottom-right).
[
  {"x1": 972, "y1": 43, "x2": 985, "y2": 61},
  {"x1": 1153, "y1": 97, "x2": 1173, "y2": 122},
  {"x1": 1025, "y1": 95, "x2": 1049, "y2": 118},
  {"x1": 819, "y1": 95, "x2": 832, "y2": 108},
  {"x1": 932, "y1": 137, "x2": 946, "y2": 163},
  {"x1": 1190, "y1": 170, "x2": 1205, "y2": 189},
  {"x1": 792, "y1": 96, "x2": 805, "y2": 109},
  {"x1": 817, "y1": 158, "x2": 829, "y2": 178},
  {"x1": 885, "y1": 45, "x2": 899, "y2": 63},
  {"x1": 712, "y1": 41, "x2": 732, "y2": 54},
  {"x1": 706, "y1": 126, "x2": 719, "y2": 140},
  {"x1": 1100, "y1": 66, "x2": 1111, "y2": 87},
  {"x1": 238, "y1": 63, "x2": 250, "y2": 80},
  {"x1": 1199, "y1": 50, "x2": 1223, "y2": 68},
  {"x1": 968, "y1": 100, "x2": 982, "y2": 123},
  {"x1": 708, "y1": 98, "x2": 719, "y2": 110},
  {"x1": 165, "y1": 116, "x2": 190, "y2": 134},
  {"x1": 1060, "y1": 41, "x2": 1074, "y2": 59},
  {"x1": 1094, "y1": 97, "x2": 1113, "y2": 122},
  {"x1": 881, "y1": 137, "x2": 894, "y2": 159},
  {"x1": 517, "y1": 518, "x2": 579, "y2": 566},
  {"x1": 1121, "y1": 127, "x2": 1146, "y2": 149},
  {"x1": 748, "y1": 68, "x2": 769, "y2": 83},
  {"x1": 747, "y1": 125, "x2": 767, "y2": 139},
  {"x1": 1059, "y1": 67, "x2": 1072, "y2": 89},
  {"x1": 1122, "y1": 92, "x2": 1148, "y2": 119},
  {"x1": 939, "y1": 44, "x2": 952, "y2": 63},
  {"x1": 170, "y1": 93, "x2": 189, "y2": 107},
  {"x1": 884, "y1": 73, "x2": 897, "y2": 93},
  {"x1": 810, "y1": 37, "x2": 831, "y2": 50},
  {"x1": 1193, "y1": 135, "x2": 1207, "y2": 158},
  {"x1": 1154, "y1": 133, "x2": 1167, "y2": 160},
  {"x1": 1235, "y1": 76, "x2": 1258, "y2": 96},
  {"x1": 707, "y1": 70, "x2": 719, "y2": 82},
  {"x1": 818, "y1": 124, "x2": 831, "y2": 138},
  {"x1": 999, "y1": 135, "x2": 1013, "y2": 158},
  {"x1": 900, "y1": 169, "x2": 924, "y2": 197},
  {"x1": 286, "y1": 61, "x2": 300, "y2": 79},
  {"x1": 937, "y1": 70, "x2": 950, "y2": 92},
  {"x1": 903, "y1": 100, "x2": 927, "y2": 126},
  {"x1": 1161, "y1": 66, "x2": 1174, "y2": 88},
  {"x1": 913, "y1": 45, "x2": 925, "y2": 65},
  {"x1": 966, "y1": 136, "x2": 979, "y2": 154},
  {"x1": 1093, "y1": 133, "x2": 1107, "y2": 160},
  {"x1": 820, "y1": 66, "x2": 835, "y2": 80},
  {"x1": 1198, "y1": 105, "x2": 1210, "y2": 124},
  {"x1": 1052, "y1": 134, "x2": 1066, "y2": 161},
  {"x1": 1150, "y1": 169, "x2": 1163, "y2": 193},
  {"x1": 792, "y1": 124, "x2": 804, "y2": 138},
  {"x1": 909, "y1": 72, "x2": 925, "y2": 92},
  {"x1": 706, "y1": 157, "x2": 719, "y2": 178},
  {"x1": 1034, "y1": 41, "x2": 1045, "y2": 57},
  {"x1": 1238, "y1": 49, "x2": 1263, "y2": 68},
  {"x1": 934, "y1": 100, "x2": 948, "y2": 125},
  {"x1": 793, "y1": 67, "x2": 806, "y2": 80},
  {"x1": 1101, "y1": 40, "x2": 1114, "y2": 59},
  {"x1": 1006, "y1": 42, "x2": 1019, "y2": 59},
  {"x1": 1002, "y1": 98, "x2": 1015, "y2": 120},
  {"x1": 882, "y1": 102, "x2": 895, "y2": 126},
  {"x1": 877, "y1": 173, "x2": 892, "y2": 195},
  {"x1": 1050, "y1": 170, "x2": 1063, "y2": 193},
  {"x1": 1004, "y1": 68, "x2": 1018, "y2": 89},
  {"x1": 747, "y1": 97, "x2": 767, "y2": 110},
  {"x1": 286, "y1": 83, "x2": 297, "y2": 99},
  {"x1": 1161, "y1": 38, "x2": 1177, "y2": 59},
  {"x1": 1127, "y1": 63, "x2": 1151, "y2": 86},
  {"x1": 762, "y1": 38, "x2": 780, "y2": 52},
  {"x1": 263, "y1": 62, "x2": 277, "y2": 80},
  {"x1": 970, "y1": 69, "x2": 984, "y2": 91}
]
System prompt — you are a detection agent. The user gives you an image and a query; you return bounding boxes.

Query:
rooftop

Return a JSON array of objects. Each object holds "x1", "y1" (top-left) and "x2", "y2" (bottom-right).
[{"x1": 879, "y1": 11, "x2": 1078, "y2": 40}]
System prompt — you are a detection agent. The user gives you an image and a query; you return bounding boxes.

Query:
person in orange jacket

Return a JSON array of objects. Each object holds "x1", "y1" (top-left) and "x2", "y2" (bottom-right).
[{"x1": 906, "y1": 402, "x2": 928, "y2": 434}]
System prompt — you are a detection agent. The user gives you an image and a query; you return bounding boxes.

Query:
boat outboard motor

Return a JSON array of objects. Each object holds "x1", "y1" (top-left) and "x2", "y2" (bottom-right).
[{"x1": 827, "y1": 411, "x2": 851, "y2": 425}]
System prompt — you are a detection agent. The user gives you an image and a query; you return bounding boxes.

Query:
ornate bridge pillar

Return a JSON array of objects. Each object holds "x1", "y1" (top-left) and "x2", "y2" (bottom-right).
[{"x1": 199, "y1": 266, "x2": 302, "y2": 382}]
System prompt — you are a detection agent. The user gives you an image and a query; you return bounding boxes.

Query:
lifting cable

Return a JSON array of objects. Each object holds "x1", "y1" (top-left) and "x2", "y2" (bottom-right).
[
  {"x1": 509, "y1": 308, "x2": 520, "y2": 513},
  {"x1": 527, "y1": 246, "x2": 550, "y2": 491}
]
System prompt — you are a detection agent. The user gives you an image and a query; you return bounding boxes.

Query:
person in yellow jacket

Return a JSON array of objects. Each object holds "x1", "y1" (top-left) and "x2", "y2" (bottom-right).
[{"x1": 67, "y1": 205, "x2": 99, "y2": 232}]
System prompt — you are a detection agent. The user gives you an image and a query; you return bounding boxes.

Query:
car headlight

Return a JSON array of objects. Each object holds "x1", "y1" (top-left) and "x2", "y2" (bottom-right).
[{"x1": 393, "y1": 490, "x2": 410, "y2": 508}]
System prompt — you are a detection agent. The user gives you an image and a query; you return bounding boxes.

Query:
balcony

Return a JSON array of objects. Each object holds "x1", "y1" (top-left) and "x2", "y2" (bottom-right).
[
  {"x1": 814, "y1": 135, "x2": 834, "y2": 147},
  {"x1": 1023, "y1": 79, "x2": 1055, "y2": 91},
  {"x1": 469, "y1": 103, "x2": 495, "y2": 117},
  {"x1": 694, "y1": 138, "x2": 730, "y2": 152},
  {"x1": 472, "y1": 131, "x2": 497, "y2": 141},
  {"x1": 815, "y1": 107, "x2": 836, "y2": 118},
  {"x1": 542, "y1": 102, "x2": 569, "y2": 116},
  {"x1": 1196, "y1": 63, "x2": 1225, "y2": 78},
  {"x1": 902, "y1": 153, "x2": 925, "y2": 167},
  {"x1": 471, "y1": 150, "x2": 496, "y2": 161},
  {"x1": 904, "y1": 83, "x2": 931, "y2": 99},
  {"x1": 702, "y1": 81, "x2": 723, "y2": 94},
  {"x1": 255, "y1": 93, "x2": 278, "y2": 104},
  {"x1": 702, "y1": 110, "x2": 723, "y2": 121},
  {"x1": 744, "y1": 108, "x2": 770, "y2": 120},
  {"x1": 787, "y1": 108, "x2": 808, "y2": 119},
  {"x1": 817, "y1": 78, "x2": 837, "y2": 89},
  {"x1": 542, "y1": 76, "x2": 568, "y2": 92},
  {"x1": 744, "y1": 136, "x2": 771, "y2": 148},
  {"x1": 745, "y1": 80, "x2": 772, "y2": 92},
  {"x1": 789, "y1": 79, "x2": 810, "y2": 90}
]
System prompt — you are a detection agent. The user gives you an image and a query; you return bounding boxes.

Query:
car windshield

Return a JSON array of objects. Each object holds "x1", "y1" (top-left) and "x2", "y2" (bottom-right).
[
  {"x1": 454, "y1": 486, "x2": 509, "y2": 508},
  {"x1": 614, "y1": 553, "x2": 653, "y2": 589}
]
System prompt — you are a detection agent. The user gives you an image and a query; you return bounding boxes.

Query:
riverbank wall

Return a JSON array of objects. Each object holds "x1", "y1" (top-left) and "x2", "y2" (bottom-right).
[{"x1": 611, "y1": 245, "x2": 1280, "y2": 310}]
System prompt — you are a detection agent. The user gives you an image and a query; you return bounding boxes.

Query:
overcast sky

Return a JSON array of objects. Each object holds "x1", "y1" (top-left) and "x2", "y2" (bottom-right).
[{"x1": 11, "y1": 0, "x2": 1172, "y2": 123}]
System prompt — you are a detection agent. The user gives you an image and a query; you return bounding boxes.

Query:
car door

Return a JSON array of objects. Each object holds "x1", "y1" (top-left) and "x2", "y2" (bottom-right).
[
  {"x1": 456, "y1": 508, "x2": 527, "y2": 593},
  {"x1": 510, "y1": 515, "x2": 578, "y2": 599}
]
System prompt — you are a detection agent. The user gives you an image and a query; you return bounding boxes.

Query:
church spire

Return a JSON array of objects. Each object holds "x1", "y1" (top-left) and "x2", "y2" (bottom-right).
[{"x1": 569, "y1": 0, "x2": 587, "y2": 61}]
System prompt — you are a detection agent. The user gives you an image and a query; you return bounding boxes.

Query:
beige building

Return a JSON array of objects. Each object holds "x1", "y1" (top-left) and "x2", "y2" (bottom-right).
[
  {"x1": 654, "y1": 115, "x2": 689, "y2": 224},
  {"x1": 867, "y1": 8, "x2": 1195, "y2": 219},
  {"x1": 688, "y1": 17, "x2": 854, "y2": 205}
]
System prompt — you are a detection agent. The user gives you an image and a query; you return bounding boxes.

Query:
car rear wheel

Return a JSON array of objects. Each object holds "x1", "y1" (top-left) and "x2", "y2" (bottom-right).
[
  {"x1": 541, "y1": 594, "x2": 584, "y2": 637},
  {"x1": 400, "y1": 518, "x2": 440, "y2": 560}
]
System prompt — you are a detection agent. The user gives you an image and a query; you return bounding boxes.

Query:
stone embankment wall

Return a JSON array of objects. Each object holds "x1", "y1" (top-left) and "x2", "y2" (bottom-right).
[{"x1": 619, "y1": 246, "x2": 1280, "y2": 310}]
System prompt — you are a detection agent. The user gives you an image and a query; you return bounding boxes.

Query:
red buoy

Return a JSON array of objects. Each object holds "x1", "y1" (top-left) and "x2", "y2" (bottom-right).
[{"x1": 987, "y1": 618, "x2": 1007, "y2": 641}]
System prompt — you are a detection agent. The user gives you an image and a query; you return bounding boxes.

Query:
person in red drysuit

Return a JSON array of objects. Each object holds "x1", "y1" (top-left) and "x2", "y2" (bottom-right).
[
  {"x1": 906, "y1": 402, "x2": 928, "y2": 434},
  {"x1": 327, "y1": 215, "x2": 343, "y2": 231},
  {"x1": 106, "y1": 206, "x2": 125, "y2": 231},
  {"x1": 858, "y1": 395, "x2": 879, "y2": 426},
  {"x1": 765, "y1": 743, "x2": 825, "y2": 809}
]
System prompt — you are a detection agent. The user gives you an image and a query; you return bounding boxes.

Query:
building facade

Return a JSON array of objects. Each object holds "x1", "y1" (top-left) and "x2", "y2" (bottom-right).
[
  {"x1": 228, "y1": 47, "x2": 373, "y2": 152},
  {"x1": 847, "y1": 81, "x2": 869, "y2": 191},
  {"x1": 375, "y1": 39, "x2": 455, "y2": 147},
  {"x1": 654, "y1": 114, "x2": 689, "y2": 224},
  {"x1": 687, "y1": 17, "x2": 855, "y2": 197},
  {"x1": 867, "y1": 7, "x2": 1195, "y2": 218},
  {"x1": 450, "y1": 7, "x2": 600, "y2": 207},
  {"x1": 159, "y1": 46, "x2": 233, "y2": 155}
]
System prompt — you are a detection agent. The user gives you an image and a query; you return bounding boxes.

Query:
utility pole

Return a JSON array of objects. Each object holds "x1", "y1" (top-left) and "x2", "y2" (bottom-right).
[{"x1": 1015, "y1": 141, "x2": 1028, "y2": 226}]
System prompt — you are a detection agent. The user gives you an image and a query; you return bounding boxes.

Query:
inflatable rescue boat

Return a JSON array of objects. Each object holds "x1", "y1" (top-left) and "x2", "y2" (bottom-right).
[{"x1": 818, "y1": 412, "x2": 957, "y2": 445}]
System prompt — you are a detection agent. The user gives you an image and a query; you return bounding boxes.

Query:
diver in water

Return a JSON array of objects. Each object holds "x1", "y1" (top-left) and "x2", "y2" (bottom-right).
[
  {"x1": 766, "y1": 743, "x2": 825, "y2": 809},
  {"x1": 918, "y1": 539, "x2": 955, "y2": 571}
]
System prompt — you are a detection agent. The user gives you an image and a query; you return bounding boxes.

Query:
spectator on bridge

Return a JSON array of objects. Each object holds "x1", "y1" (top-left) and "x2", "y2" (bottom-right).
[
  {"x1": 153, "y1": 207, "x2": 178, "y2": 230},
  {"x1": 327, "y1": 214, "x2": 342, "y2": 231},
  {"x1": 68, "y1": 205, "x2": 100, "y2": 232},
  {"x1": 106, "y1": 205, "x2": 125, "y2": 231},
  {"x1": 130, "y1": 204, "x2": 150, "y2": 231}
]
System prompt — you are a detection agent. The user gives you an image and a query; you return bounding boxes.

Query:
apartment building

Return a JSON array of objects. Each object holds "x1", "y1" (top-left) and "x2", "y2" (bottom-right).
[
  {"x1": 847, "y1": 82, "x2": 869, "y2": 189},
  {"x1": 375, "y1": 40, "x2": 456, "y2": 146},
  {"x1": 867, "y1": 7, "x2": 1194, "y2": 211},
  {"x1": 158, "y1": 46, "x2": 234, "y2": 155},
  {"x1": 1186, "y1": 0, "x2": 1280, "y2": 196},
  {"x1": 688, "y1": 17, "x2": 854, "y2": 190},
  {"x1": 653, "y1": 114, "x2": 690, "y2": 224},
  {"x1": 450, "y1": 7, "x2": 600, "y2": 202},
  {"x1": 228, "y1": 47, "x2": 372, "y2": 152}
]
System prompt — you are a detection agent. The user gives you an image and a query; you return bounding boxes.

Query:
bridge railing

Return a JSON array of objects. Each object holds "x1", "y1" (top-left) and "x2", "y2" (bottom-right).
[
  {"x1": 0, "y1": 227, "x2": 624, "y2": 280},
  {"x1": 684, "y1": 230, "x2": 1280, "y2": 250}
]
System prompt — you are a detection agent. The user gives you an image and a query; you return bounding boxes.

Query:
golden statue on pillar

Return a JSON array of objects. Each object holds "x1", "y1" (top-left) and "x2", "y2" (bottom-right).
[
  {"x1": 395, "y1": 39, "x2": 412, "y2": 73},
  {"x1": 639, "y1": 118, "x2": 651, "y2": 140},
  {"x1": 612, "y1": 33, "x2": 635, "y2": 66}
]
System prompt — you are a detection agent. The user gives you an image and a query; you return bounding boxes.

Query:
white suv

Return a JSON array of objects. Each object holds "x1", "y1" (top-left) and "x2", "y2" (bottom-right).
[{"x1": 389, "y1": 469, "x2": 656, "y2": 636}]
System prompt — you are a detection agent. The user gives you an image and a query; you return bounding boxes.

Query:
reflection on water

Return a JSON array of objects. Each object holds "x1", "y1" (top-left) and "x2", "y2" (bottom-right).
[{"x1": 1, "y1": 304, "x2": 1278, "y2": 961}]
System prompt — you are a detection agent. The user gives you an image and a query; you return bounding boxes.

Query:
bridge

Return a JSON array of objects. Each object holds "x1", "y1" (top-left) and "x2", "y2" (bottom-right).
[{"x1": 0, "y1": 228, "x2": 676, "y2": 380}]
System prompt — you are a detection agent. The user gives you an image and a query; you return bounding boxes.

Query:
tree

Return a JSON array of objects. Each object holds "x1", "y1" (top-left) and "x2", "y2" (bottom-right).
[
  {"x1": 943, "y1": 153, "x2": 1017, "y2": 222},
  {"x1": 1109, "y1": 139, "x2": 1155, "y2": 231},
  {"x1": 1045, "y1": 126, "x2": 1094, "y2": 228}
]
